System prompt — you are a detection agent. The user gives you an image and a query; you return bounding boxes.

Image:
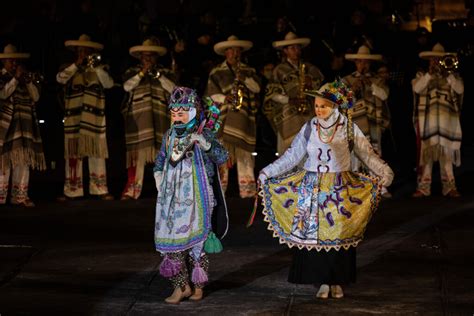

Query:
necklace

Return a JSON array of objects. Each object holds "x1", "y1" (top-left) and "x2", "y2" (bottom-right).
[
  {"x1": 317, "y1": 115, "x2": 340, "y2": 144},
  {"x1": 318, "y1": 114, "x2": 340, "y2": 129}
]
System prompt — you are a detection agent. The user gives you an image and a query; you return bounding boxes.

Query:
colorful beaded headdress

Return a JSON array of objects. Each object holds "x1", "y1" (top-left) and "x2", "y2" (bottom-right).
[
  {"x1": 168, "y1": 86, "x2": 200, "y2": 111},
  {"x1": 168, "y1": 86, "x2": 223, "y2": 133},
  {"x1": 304, "y1": 79, "x2": 355, "y2": 109}
]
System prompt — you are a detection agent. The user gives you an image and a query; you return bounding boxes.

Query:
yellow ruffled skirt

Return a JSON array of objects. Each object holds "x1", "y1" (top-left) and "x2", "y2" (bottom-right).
[{"x1": 261, "y1": 170, "x2": 381, "y2": 251}]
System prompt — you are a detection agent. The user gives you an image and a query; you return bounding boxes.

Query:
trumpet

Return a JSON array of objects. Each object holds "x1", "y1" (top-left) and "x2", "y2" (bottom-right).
[
  {"x1": 147, "y1": 67, "x2": 161, "y2": 79},
  {"x1": 86, "y1": 53, "x2": 102, "y2": 68},
  {"x1": 439, "y1": 54, "x2": 459, "y2": 73},
  {"x1": 23, "y1": 72, "x2": 44, "y2": 84}
]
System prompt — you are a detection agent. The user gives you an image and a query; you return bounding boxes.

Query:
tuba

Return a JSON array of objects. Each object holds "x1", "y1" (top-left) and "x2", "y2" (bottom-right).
[
  {"x1": 296, "y1": 62, "x2": 308, "y2": 114},
  {"x1": 86, "y1": 53, "x2": 102, "y2": 68},
  {"x1": 230, "y1": 59, "x2": 244, "y2": 112},
  {"x1": 439, "y1": 54, "x2": 459, "y2": 73}
]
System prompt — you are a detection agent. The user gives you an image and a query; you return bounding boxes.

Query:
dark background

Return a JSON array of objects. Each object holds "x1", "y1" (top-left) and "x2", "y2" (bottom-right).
[{"x1": 1, "y1": 0, "x2": 472, "y2": 199}]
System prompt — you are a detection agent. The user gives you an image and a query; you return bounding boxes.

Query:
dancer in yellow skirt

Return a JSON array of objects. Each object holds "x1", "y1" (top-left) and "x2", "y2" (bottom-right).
[{"x1": 258, "y1": 80, "x2": 393, "y2": 299}]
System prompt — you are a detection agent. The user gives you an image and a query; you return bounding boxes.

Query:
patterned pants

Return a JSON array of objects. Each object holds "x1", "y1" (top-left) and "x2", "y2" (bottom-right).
[
  {"x1": 121, "y1": 155, "x2": 146, "y2": 199},
  {"x1": 64, "y1": 157, "x2": 109, "y2": 197},
  {"x1": 417, "y1": 157, "x2": 457, "y2": 196},
  {"x1": 219, "y1": 143, "x2": 256, "y2": 198},
  {"x1": 166, "y1": 252, "x2": 210, "y2": 289},
  {"x1": 0, "y1": 164, "x2": 30, "y2": 204}
]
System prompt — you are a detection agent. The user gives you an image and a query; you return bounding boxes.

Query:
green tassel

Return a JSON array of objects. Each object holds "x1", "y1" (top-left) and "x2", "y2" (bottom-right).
[{"x1": 204, "y1": 231, "x2": 223, "y2": 253}]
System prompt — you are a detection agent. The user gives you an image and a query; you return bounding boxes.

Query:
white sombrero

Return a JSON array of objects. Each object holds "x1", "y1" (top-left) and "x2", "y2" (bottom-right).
[
  {"x1": 0, "y1": 44, "x2": 30, "y2": 59},
  {"x1": 272, "y1": 32, "x2": 310, "y2": 49},
  {"x1": 345, "y1": 45, "x2": 382, "y2": 61},
  {"x1": 129, "y1": 38, "x2": 167, "y2": 58},
  {"x1": 214, "y1": 35, "x2": 253, "y2": 55},
  {"x1": 419, "y1": 43, "x2": 456, "y2": 59},
  {"x1": 65, "y1": 34, "x2": 104, "y2": 51}
]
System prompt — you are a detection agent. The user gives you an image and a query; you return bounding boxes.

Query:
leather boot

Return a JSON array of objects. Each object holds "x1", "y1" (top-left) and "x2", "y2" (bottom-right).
[
  {"x1": 164, "y1": 284, "x2": 192, "y2": 304},
  {"x1": 330, "y1": 285, "x2": 344, "y2": 298},
  {"x1": 316, "y1": 284, "x2": 329, "y2": 299},
  {"x1": 189, "y1": 287, "x2": 203, "y2": 301}
]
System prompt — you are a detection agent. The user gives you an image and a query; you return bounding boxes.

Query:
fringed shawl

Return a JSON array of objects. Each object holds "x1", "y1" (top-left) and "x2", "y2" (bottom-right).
[
  {"x1": 414, "y1": 74, "x2": 463, "y2": 166},
  {"x1": 342, "y1": 72, "x2": 391, "y2": 139},
  {"x1": 63, "y1": 67, "x2": 109, "y2": 158},
  {"x1": 263, "y1": 61, "x2": 324, "y2": 140},
  {"x1": 0, "y1": 72, "x2": 45, "y2": 170},
  {"x1": 122, "y1": 66, "x2": 172, "y2": 167},
  {"x1": 205, "y1": 61, "x2": 260, "y2": 152}
]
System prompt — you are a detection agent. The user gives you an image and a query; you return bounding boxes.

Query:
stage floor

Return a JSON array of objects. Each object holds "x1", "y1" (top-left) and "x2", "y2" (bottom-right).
[{"x1": 0, "y1": 171, "x2": 474, "y2": 315}]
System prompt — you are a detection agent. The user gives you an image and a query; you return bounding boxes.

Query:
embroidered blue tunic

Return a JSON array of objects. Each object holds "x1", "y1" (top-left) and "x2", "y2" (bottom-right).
[{"x1": 154, "y1": 128, "x2": 228, "y2": 255}]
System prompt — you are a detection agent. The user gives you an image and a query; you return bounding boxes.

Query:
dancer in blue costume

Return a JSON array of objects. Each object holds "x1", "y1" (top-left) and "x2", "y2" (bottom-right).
[{"x1": 154, "y1": 86, "x2": 228, "y2": 304}]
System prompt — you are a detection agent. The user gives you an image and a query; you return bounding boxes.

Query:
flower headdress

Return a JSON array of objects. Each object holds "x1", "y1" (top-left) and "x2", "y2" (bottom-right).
[
  {"x1": 203, "y1": 97, "x2": 222, "y2": 133},
  {"x1": 304, "y1": 79, "x2": 355, "y2": 110}
]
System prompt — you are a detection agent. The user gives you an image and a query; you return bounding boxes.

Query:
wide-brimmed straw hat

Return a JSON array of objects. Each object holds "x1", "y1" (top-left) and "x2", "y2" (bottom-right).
[
  {"x1": 272, "y1": 32, "x2": 310, "y2": 49},
  {"x1": 129, "y1": 38, "x2": 167, "y2": 58},
  {"x1": 0, "y1": 44, "x2": 30, "y2": 59},
  {"x1": 214, "y1": 35, "x2": 253, "y2": 55},
  {"x1": 345, "y1": 45, "x2": 382, "y2": 61},
  {"x1": 65, "y1": 34, "x2": 104, "y2": 51},
  {"x1": 419, "y1": 43, "x2": 456, "y2": 59}
]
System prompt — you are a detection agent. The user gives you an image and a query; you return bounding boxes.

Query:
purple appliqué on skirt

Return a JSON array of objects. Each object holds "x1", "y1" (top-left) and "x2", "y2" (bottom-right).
[
  {"x1": 326, "y1": 212, "x2": 335, "y2": 226},
  {"x1": 283, "y1": 199, "x2": 295, "y2": 208},
  {"x1": 349, "y1": 182, "x2": 365, "y2": 189},
  {"x1": 274, "y1": 187, "x2": 288, "y2": 194},
  {"x1": 349, "y1": 196, "x2": 362, "y2": 205},
  {"x1": 339, "y1": 206, "x2": 352, "y2": 218},
  {"x1": 288, "y1": 181, "x2": 299, "y2": 193},
  {"x1": 176, "y1": 225, "x2": 190, "y2": 234}
]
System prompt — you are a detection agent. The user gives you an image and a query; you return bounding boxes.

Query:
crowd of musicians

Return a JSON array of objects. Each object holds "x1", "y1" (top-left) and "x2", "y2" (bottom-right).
[{"x1": 0, "y1": 22, "x2": 466, "y2": 207}]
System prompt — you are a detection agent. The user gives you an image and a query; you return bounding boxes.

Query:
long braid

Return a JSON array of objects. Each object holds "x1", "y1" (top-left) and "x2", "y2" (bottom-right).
[{"x1": 341, "y1": 108, "x2": 354, "y2": 151}]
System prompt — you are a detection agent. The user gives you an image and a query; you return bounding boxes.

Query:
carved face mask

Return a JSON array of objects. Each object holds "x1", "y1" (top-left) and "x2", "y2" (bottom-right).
[{"x1": 314, "y1": 97, "x2": 335, "y2": 120}]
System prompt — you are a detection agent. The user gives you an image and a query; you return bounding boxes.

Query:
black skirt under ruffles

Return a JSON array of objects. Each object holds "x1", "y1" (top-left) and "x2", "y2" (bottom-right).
[{"x1": 288, "y1": 247, "x2": 356, "y2": 285}]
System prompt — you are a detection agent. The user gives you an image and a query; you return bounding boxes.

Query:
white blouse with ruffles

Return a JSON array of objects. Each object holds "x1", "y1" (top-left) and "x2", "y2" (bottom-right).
[{"x1": 262, "y1": 109, "x2": 394, "y2": 186}]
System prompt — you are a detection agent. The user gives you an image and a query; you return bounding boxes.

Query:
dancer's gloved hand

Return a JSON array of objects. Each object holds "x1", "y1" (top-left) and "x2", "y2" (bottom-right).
[
  {"x1": 258, "y1": 172, "x2": 267, "y2": 185},
  {"x1": 190, "y1": 133, "x2": 211, "y2": 151},
  {"x1": 154, "y1": 171, "x2": 162, "y2": 191}
]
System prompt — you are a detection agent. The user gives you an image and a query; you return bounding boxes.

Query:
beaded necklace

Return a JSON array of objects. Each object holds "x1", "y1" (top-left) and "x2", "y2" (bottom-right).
[{"x1": 317, "y1": 114, "x2": 340, "y2": 144}]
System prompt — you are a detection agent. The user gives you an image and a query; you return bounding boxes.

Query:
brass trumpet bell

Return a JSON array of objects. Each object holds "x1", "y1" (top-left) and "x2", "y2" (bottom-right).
[
  {"x1": 24, "y1": 72, "x2": 44, "y2": 84},
  {"x1": 439, "y1": 54, "x2": 459, "y2": 72},
  {"x1": 86, "y1": 53, "x2": 102, "y2": 68},
  {"x1": 147, "y1": 67, "x2": 161, "y2": 79}
]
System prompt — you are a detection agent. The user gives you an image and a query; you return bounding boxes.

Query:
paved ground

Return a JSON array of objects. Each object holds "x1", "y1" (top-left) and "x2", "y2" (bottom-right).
[{"x1": 1, "y1": 161, "x2": 474, "y2": 315}]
